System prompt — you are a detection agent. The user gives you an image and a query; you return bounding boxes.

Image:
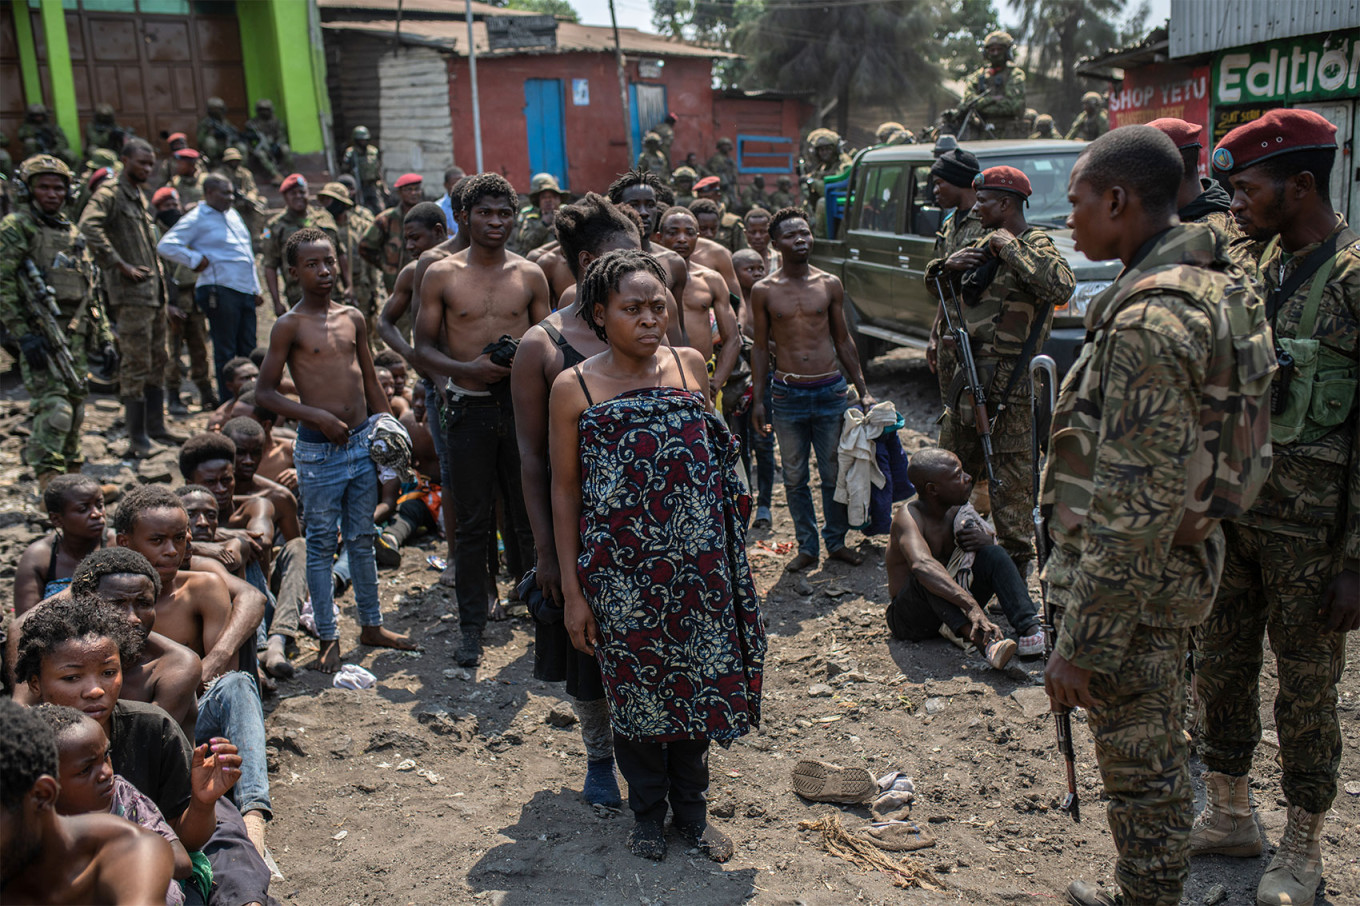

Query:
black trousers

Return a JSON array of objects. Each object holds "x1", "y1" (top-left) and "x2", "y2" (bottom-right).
[
  {"x1": 442, "y1": 381, "x2": 536, "y2": 631},
  {"x1": 885, "y1": 543, "x2": 1041, "y2": 642},
  {"x1": 612, "y1": 734, "x2": 710, "y2": 826}
]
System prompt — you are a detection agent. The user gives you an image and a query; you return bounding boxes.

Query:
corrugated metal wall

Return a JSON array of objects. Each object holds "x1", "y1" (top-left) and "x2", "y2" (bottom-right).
[
  {"x1": 1170, "y1": 0, "x2": 1360, "y2": 58},
  {"x1": 325, "y1": 32, "x2": 384, "y2": 150},
  {"x1": 377, "y1": 46, "x2": 455, "y2": 187}
]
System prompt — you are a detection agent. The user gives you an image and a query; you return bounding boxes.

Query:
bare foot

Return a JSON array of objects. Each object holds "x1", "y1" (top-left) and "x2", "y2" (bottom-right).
[
  {"x1": 309, "y1": 640, "x2": 341, "y2": 673},
  {"x1": 359, "y1": 625, "x2": 420, "y2": 651},
  {"x1": 439, "y1": 563, "x2": 457, "y2": 587},
  {"x1": 785, "y1": 552, "x2": 817, "y2": 572},
  {"x1": 263, "y1": 635, "x2": 295, "y2": 679},
  {"x1": 828, "y1": 546, "x2": 864, "y2": 566}
]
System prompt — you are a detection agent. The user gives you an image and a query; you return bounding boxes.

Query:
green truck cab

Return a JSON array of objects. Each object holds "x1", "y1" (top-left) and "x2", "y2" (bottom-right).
[{"x1": 809, "y1": 139, "x2": 1120, "y2": 374}]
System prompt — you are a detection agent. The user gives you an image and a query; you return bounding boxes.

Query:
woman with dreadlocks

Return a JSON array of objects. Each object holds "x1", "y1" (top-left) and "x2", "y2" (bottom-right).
[{"x1": 549, "y1": 249, "x2": 764, "y2": 864}]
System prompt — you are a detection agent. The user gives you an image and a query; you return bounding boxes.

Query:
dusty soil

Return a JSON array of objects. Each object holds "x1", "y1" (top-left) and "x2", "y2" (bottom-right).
[{"x1": 2, "y1": 347, "x2": 1357, "y2": 906}]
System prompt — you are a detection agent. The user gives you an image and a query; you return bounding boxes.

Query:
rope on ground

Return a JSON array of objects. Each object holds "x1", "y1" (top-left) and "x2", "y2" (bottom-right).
[{"x1": 797, "y1": 812, "x2": 945, "y2": 890}]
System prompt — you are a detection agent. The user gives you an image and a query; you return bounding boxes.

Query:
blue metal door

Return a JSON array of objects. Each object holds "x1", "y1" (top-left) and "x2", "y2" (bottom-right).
[
  {"x1": 628, "y1": 83, "x2": 668, "y2": 163},
  {"x1": 523, "y1": 79, "x2": 568, "y2": 189}
]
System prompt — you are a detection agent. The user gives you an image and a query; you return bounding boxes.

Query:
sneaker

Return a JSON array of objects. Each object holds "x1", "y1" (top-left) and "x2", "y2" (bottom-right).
[
  {"x1": 984, "y1": 638, "x2": 1017, "y2": 670},
  {"x1": 374, "y1": 533, "x2": 402, "y2": 568},
  {"x1": 752, "y1": 506, "x2": 772, "y2": 529},
  {"x1": 1017, "y1": 629, "x2": 1046, "y2": 658}
]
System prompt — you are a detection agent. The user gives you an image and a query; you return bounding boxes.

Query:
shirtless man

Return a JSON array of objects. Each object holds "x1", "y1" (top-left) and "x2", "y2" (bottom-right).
[
  {"x1": 511, "y1": 193, "x2": 642, "y2": 808},
  {"x1": 177, "y1": 433, "x2": 276, "y2": 575},
  {"x1": 413, "y1": 173, "x2": 549, "y2": 668},
  {"x1": 751, "y1": 207, "x2": 871, "y2": 571},
  {"x1": 0, "y1": 699, "x2": 174, "y2": 906},
  {"x1": 883, "y1": 447, "x2": 1041, "y2": 668},
  {"x1": 220, "y1": 417, "x2": 300, "y2": 541},
  {"x1": 255, "y1": 228, "x2": 414, "y2": 671},
  {"x1": 206, "y1": 356, "x2": 258, "y2": 432},
  {"x1": 246, "y1": 395, "x2": 296, "y2": 494},
  {"x1": 657, "y1": 207, "x2": 741, "y2": 401},
  {"x1": 377, "y1": 202, "x2": 447, "y2": 366},
  {"x1": 606, "y1": 169, "x2": 690, "y2": 344},
  {"x1": 743, "y1": 207, "x2": 778, "y2": 271}
]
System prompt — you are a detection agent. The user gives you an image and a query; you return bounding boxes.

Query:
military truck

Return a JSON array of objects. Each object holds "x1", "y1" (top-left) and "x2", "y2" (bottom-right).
[{"x1": 809, "y1": 139, "x2": 1120, "y2": 374}]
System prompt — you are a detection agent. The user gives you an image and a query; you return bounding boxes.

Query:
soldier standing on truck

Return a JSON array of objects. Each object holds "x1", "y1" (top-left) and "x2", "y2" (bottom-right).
[
  {"x1": 802, "y1": 130, "x2": 853, "y2": 238},
  {"x1": 924, "y1": 148, "x2": 987, "y2": 413},
  {"x1": 1, "y1": 155, "x2": 116, "y2": 488},
  {"x1": 924, "y1": 166, "x2": 1074, "y2": 576},
  {"x1": 958, "y1": 32, "x2": 1027, "y2": 139}
]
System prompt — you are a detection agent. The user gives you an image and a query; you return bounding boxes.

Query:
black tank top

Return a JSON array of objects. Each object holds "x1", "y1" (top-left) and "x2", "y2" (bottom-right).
[{"x1": 541, "y1": 322, "x2": 588, "y2": 369}]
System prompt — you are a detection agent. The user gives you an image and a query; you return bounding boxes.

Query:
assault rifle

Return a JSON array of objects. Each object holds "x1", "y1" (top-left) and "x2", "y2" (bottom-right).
[
  {"x1": 932, "y1": 272, "x2": 999, "y2": 489},
  {"x1": 19, "y1": 258, "x2": 84, "y2": 394},
  {"x1": 1030, "y1": 353, "x2": 1078, "y2": 822}
]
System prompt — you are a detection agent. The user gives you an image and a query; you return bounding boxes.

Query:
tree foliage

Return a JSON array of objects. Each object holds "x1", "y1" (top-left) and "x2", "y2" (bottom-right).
[
  {"x1": 939, "y1": 0, "x2": 1003, "y2": 79},
  {"x1": 652, "y1": 0, "x2": 758, "y2": 87},
  {"x1": 1013, "y1": 0, "x2": 1143, "y2": 117}
]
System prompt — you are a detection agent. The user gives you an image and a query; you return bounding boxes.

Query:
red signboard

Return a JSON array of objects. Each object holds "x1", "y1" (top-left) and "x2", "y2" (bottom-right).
[{"x1": 1109, "y1": 63, "x2": 1212, "y2": 175}]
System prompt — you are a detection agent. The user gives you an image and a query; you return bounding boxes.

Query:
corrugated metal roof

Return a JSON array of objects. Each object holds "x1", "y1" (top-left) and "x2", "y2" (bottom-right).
[
  {"x1": 1169, "y1": 0, "x2": 1360, "y2": 58},
  {"x1": 322, "y1": 16, "x2": 739, "y2": 59}
]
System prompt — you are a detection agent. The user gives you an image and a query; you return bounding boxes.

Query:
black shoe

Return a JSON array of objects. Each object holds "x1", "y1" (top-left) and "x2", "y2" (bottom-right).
[
  {"x1": 196, "y1": 380, "x2": 219, "y2": 411},
  {"x1": 674, "y1": 819, "x2": 733, "y2": 863},
  {"x1": 455, "y1": 627, "x2": 482, "y2": 667},
  {"x1": 628, "y1": 821, "x2": 667, "y2": 861},
  {"x1": 168, "y1": 394, "x2": 190, "y2": 417},
  {"x1": 374, "y1": 532, "x2": 402, "y2": 568}
]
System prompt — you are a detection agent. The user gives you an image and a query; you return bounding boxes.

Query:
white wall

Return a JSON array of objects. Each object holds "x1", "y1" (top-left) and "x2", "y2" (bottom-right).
[{"x1": 378, "y1": 46, "x2": 455, "y2": 191}]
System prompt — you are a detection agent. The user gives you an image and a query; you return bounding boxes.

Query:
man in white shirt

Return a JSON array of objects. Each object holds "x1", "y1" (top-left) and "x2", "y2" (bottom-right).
[{"x1": 156, "y1": 174, "x2": 262, "y2": 400}]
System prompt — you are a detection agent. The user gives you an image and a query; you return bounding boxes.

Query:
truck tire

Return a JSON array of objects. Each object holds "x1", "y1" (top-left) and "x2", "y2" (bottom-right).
[{"x1": 843, "y1": 298, "x2": 885, "y2": 374}]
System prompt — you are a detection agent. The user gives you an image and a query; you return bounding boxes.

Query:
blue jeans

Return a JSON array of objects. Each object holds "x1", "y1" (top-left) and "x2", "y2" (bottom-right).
[
  {"x1": 769, "y1": 376, "x2": 850, "y2": 557},
  {"x1": 294, "y1": 416, "x2": 381, "y2": 640},
  {"x1": 196, "y1": 285, "x2": 257, "y2": 401},
  {"x1": 196, "y1": 671, "x2": 270, "y2": 819}
]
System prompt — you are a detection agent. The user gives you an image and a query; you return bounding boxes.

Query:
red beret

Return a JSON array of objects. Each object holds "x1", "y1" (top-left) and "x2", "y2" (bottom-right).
[
  {"x1": 167, "y1": 132, "x2": 187, "y2": 144},
  {"x1": 173, "y1": 148, "x2": 200, "y2": 160},
  {"x1": 1212, "y1": 108, "x2": 1337, "y2": 175},
  {"x1": 151, "y1": 187, "x2": 180, "y2": 206},
  {"x1": 279, "y1": 174, "x2": 307, "y2": 193},
  {"x1": 693, "y1": 175, "x2": 721, "y2": 191},
  {"x1": 89, "y1": 167, "x2": 110, "y2": 188},
  {"x1": 393, "y1": 172, "x2": 423, "y2": 188},
  {"x1": 972, "y1": 165, "x2": 1031, "y2": 198},
  {"x1": 1147, "y1": 117, "x2": 1204, "y2": 150}
]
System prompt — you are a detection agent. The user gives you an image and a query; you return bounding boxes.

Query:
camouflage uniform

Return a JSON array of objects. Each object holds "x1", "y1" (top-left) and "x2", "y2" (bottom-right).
[
  {"x1": 927, "y1": 207, "x2": 989, "y2": 411},
  {"x1": 359, "y1": 203, "x2": 414, "y2": 293},
  {"x1": 1041, "y1": 223, "x2": 1264, "y2": 906},
  {"x1": 261, "y1": 206, "x2": 341, "y2": 307},
  {"x1": 83, "y1": 105, "x2": 126, "y2": 160},
  {"x1": 0, "y1": 175, "x2": 112, "y2": 476},
  {"x1": 1028, "y1": 114, "x2": 1058, "y2": 140},
  {"x1": 1197, "y1": 219, "x2": 1360, "y2": 818},
  {"x1": 338, "y1": 203, "x2": 380, "y2": 348},
  {"x1": 80, "y1": 171, "x2": 167, "y2": 397},
  {"x1": 637, "y1": 133, "x2": 670, "y2": 182},
  {"x1": 18, "y1": 106, "x2": 76, "y2": 167},
  {"x1": 925, "y1": 225, "x2": 1073, "y2": 571},
  {"x1": 653, "y1": 120, "x2": 675, "y2": 161},
  {"x1": 342, "y1": 138, "x2": 385, "y2": 213},
  {"x1": 706, "y1": 143, "x2": 740, "y2": 211},
  {"x1": 1066, "y1": 98, "x2": 1109, "y2": 142},
  {"x1": 197, "y1": 98, "x2": 245, "y2": 166},
  {"x1": 715, "y1": 205, "x2": 746, "y2": 253},
  {"x1": 156, "y1": 214, "x2": 211, "y2": 395},
  {"x1": 960, "y1": 62, "x2": 1027, "y2": 139},
  {"x1": 244, "y1": 101, "x2": 290, "y2": 182},
  {"x1": 768, "y1": 180, "x2": 795, "y2": 210}
]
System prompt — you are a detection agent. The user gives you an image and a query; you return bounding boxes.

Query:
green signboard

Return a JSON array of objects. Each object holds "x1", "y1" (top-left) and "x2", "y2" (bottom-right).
[{"x1": 1213, "y1": 33, "x2": 1360, "y2": 106}]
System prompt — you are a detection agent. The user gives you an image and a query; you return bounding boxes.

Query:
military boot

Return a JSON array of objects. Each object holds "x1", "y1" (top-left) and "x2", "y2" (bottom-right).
[
  {"x1": 144, "y1": 386, "x2": 188, "y2": 445},
  {"x1": 196, "y1": 379, "x2": 219, "y2": 411},
  {"x1": 168, "y1": 389, "x2": 190, "y2": 417},
  {"x1": 121, "y1": 397, "x2": 156, "y2": 459},
  {"x1": 1190, "y1": 771, "x2": 1262, "y2": 856},
  {"x1": 1257, "y1": 805, "x2": 1325, "y2": 906}
]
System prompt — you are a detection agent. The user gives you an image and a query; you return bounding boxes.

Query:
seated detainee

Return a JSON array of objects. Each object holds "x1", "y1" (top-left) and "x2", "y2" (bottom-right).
[
  {"x1": 15, "y1": 595, "x2": 274, "y2": 904},
  {"x1": 33, "y1": 704, "x2": 195, "y2": 904},
  {"x1": 374, "y1": 366, "x2": 410, "y2": 419},
  {"x1": 206, "y1": 357, "x2": 259, "y2": 432},
  {"x1": 246, "y1": 394, "x2": 296, "y2": 493},
  {"x1": 884, "y1": 448, "x2": 1045, "y2": 670},
  {"x1": 178, "y1": 433, "x2": 276, "y2": 575},
  {"x1": 13, "y1": 475, "x2": 114, "y2": 617},
  {"x1": 376, "y1": 393, "x2": 444, "y2": 566},
  {"x1": 220, "y1": 417, "x2": 300, "y2": 541},
  {"x1": 0, "y1": 699, "x2": 175, "y2": 906},
  {"x1": 176, "y1": 485, "x2": 251, "y2": 579}
]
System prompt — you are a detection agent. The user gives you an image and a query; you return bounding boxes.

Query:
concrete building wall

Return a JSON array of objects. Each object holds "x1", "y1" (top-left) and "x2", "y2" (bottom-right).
[{"x1": 377, "y1": 45, "x2": 454, "y2": 188}]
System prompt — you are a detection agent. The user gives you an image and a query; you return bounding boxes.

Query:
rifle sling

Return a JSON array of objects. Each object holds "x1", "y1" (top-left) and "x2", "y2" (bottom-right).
[{"x1": 988, "y1": 308, "x2": 1049, "y2": 428}]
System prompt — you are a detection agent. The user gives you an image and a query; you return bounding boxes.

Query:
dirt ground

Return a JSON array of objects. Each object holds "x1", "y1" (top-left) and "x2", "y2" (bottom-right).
[{"x1": 2, "y1": 346, "x2": 1358, "y2": 906}]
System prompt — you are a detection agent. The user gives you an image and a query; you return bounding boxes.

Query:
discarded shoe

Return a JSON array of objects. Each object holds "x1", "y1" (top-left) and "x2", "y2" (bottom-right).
[
  {"x1": 855, "y1": 820, "x2": 935, "y2": 852},
  {"x1": 792, "y1": 759, "x2": 877, "y2": 804},
  {"x1": 374, "y1": 532, "x2": 402, "y2": 568},
  {"x1": 582, "y1": 758, "x2": 622, "y2": 808}
]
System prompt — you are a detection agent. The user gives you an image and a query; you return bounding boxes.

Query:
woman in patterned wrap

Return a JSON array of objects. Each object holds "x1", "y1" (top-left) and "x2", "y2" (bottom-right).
[{"x1": 549, "y1": 249, "x2": 765, "y2": 863}]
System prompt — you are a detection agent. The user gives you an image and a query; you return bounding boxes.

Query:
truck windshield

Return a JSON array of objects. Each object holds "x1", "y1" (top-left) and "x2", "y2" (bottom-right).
[{"x1": 981, "y1": 151, "x2": 1080, "y2": 229}]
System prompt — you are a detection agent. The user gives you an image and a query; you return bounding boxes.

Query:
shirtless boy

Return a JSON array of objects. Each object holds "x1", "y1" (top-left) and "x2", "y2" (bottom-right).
[
  {"x1": 750, "y1": 207, "x2": 871, "y2": 571},
  {"x1": 377, "y1": 202, "x2": 447, "y2": 367},
  {"x1": 414, "y1": 173, "x2": 549, "y2": 668},
  {"x1": 220, "y1": 417, "x2": 300, "y2": 541},
  {"x1": 657, "y1": 207, "x2": 741, "y2": 401},
  {"x1": 255, "y1": 228, "x2": 414, "y2": 672},
  {"x1": 0, "y1": 699, "x2": 174, "y2": 906},
  {"x1": 178, "y1": 432, "x2": 277, "y2": 575},
  {"x1": 884, "y1": 447, "x2": 1042, "y2": 669},
  {"x1": 206, "y1": 357, "x2": 259, "y2": 432},
  {"x1": 14, "y1": 475, "x2": 114, "y2": 616},
  {"x1": 606, "y1": 169, "x2": 690, "y2": 344}
]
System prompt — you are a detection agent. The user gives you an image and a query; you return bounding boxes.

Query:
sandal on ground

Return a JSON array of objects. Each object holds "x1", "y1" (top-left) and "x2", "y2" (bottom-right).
[{"x1": 792, "y1": 759, "x2": 877, "y2": 804}]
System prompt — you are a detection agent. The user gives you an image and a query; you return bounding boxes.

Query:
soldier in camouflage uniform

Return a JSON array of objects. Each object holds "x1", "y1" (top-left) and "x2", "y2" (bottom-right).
[
  {"x1": 874, "y1": 121, "x2": 914, "y2": 146},
  {"x1": 197, "y1": 97, "x2": 245, "y2": 166},
  {"x1": 1048, "y1": 126, "x2": 1273, "y2": 906},
  {"x1": 958, "y1": 32, "x2": 1027, "y2": 139},
  {"x1": 692, "y1": 179, "x2": 745, "y2": 252},
  {"x1": 1029, "y1": 114, "x2": 1058, "y2": 140},
  {"x1": 168, "y1": 149, "x2": 205, "y2": 208},
  {"x1": 923, "y1": 149, "x2": 987, "y2": 414},
  {"x1": 739, "y1": 175, "x2": 768, "y2": 216},
  {"x1": 72, "y1": 149, "x2": 119, "y2": 221},
  {"x1": 1066, "y1": 92, "x2": 1109, "y2": 142},
  {"x1": 262, "y1": 174, "x2": 343, "y2": 315},
  {"x1": 1192, "y1": 110, "x2": 1359, "y2": 906},
  {"x1": 924, "y1": 165, "x2": 1073, "y2": 575},
  {"x1": 636, "y1": 132, "x2": 670, "y2": 181},
  {"x1": 510, "y1": 173, "x2": 562, "y2": 257},
  {"x1": 243, "y1": 98, "x2": 290, "y2": 186},
  {"x1": 803, "y1": 129, "x2": 852, "y2": 236},
  {"x1": 1147, "y1": 118, "x2": 1250, "y2": 266},
  {"x1": 0, "y1": 155, "x2": 115, "y2": 486},
  {"x1": 18, "y1": 105, "x2": 76, "y2": 168},
  {"x1": 652, "y1": 112, "x2": 677, "y2": 162},
  {"x1": 149, "y1": 186, "x2": 212, "y2": 415},
  {"x1": 83, "y1": 104, "x2": 128, "y2": 160},
  {"x1": 671, "y1": 166, "x2": 697, "y2": 209},
  {"x1": 361, "y1": 172, "x2": 425, "y2": 294},
  {"x1": 318, "y1": 180, "x2": 381, "y2": 349},
  {"x1": 80, "y1": 138, "x2": 184, "y2": 456},
  {"x1": 706, "y1": 137, "x2": 740, "y2": 212},
  {"x1": 216, "y1": 147, "x2": 265, "y2": 250},
  {"x1": 342, "y1": 126, "x2": 386, "y2": 213},
  {"x1": 769, "y1": 174, "x2": 795, "y2": 210}
]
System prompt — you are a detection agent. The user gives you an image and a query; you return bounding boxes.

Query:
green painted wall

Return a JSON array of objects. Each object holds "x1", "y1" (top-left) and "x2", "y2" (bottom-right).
[
  {"x1": 11, "y1": 1, "x2": 41, "y2": 106},
  {"x1": 36, "y1": 0, "x2": 79, "y2": 147},
  {"x1": 238, "y1": 0, "x2": 324, "y2": 154}
]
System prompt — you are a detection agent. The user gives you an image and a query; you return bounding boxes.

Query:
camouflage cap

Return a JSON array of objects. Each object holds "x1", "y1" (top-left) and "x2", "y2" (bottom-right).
[
  {"x1": 777, "y1": 174, "x2": 792, "y2": 186},
  {"x1": 1082, "y1": 91, "x2": 1102, "y2": 105},
  {"x1": 529, "y1": 172, "x2": 563, "y2": 201},
  {"x1": 26, "y1": 103, "x2": 47, "y2": 119},
  {"x1": 88, "y1": 148, "x2": 119, "y2": 169},
  {"x1": 353, "y1": 125, "x2": 371, "y2": 141},
  {"x1": 644, "y1": 131, "x2": 661, "y2": 145},
  {"x1": 221, "y1": 147, "x2": 243, "y2": 162},
  {"x1": 671, "y1": 166, "x2": 697, "y2": 182},
  {"x1": 1035, "y1": 114, "x2": 1054, "y2": 127},
  {"x1": 207, "y1": 96, "x2": 226, "y2": 112},
  {"x1": 984, "y1": 30, "x2": 1013, "y2": 48},
  {"x1": 1024, "y1": 108, "x2": 1038, "y2": 120},
  {"x1": 876, "y1": 122, "x2": 907, "y2": 143},
  {"x1": 717, "y1": 136, "x2": 734, "y2": 149},
  {"x1": 255, "y1": 98, "x2": 274, "y2": 111},
  {"x1": 18, "y1": 154, "x2": 72, "y2": 185},
  {"x1": 94, "y1": 103, "x2": 115, "y2": 119},
  {"x1": 317, "y1": 181, "x2": 355, "y2": 207},
  {"x1": 808, "y1": 128, "x2": 840, "y2": 148}
]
